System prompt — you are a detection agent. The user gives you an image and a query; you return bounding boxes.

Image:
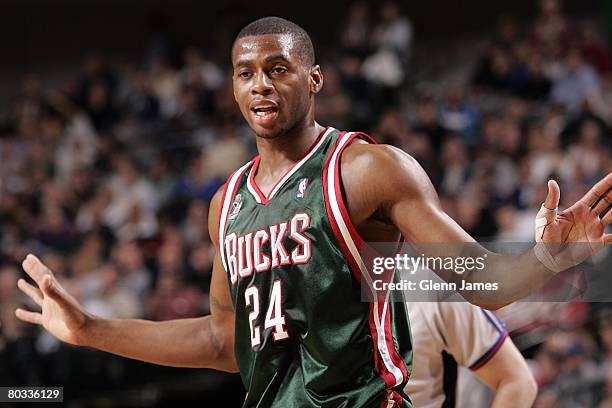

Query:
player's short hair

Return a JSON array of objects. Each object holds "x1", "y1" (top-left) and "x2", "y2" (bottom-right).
[{"x1": 233, "y1": 17, "x2": 315, "y2": 66}]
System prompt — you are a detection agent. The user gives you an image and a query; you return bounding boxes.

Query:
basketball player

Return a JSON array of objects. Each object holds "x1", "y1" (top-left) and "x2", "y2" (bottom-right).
[
  {"x1": 15, "y1": 17, "x2": 612, "y2": 407},
  {"x1": 405, "y1": 301, "x2": 537, "y2": 407}
]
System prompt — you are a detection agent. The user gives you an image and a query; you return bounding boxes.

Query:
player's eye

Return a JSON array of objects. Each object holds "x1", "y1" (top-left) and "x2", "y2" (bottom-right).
[
  {"x1": 271, "y1": 66, "x2": 288, "y2": 75},
  {"x1": 238, "y1": 71, "x2": 252, "y2": 79}
]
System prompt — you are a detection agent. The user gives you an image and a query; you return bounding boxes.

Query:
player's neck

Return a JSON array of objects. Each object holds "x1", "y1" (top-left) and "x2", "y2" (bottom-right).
[{"x1": 255, "y1": 121, "x2": 325, "y2": 178}]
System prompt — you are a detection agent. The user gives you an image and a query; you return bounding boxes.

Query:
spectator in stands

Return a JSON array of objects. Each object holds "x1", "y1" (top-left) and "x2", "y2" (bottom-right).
[
  {"x1": 473, "y1": 45, "x2": 515, "y2": 91},
  {"x1": 53, "y1": 103, "x2": 99, "y2": 182},
  {"x1": 515, "y1": 51, "x2": 553, "y2": 100},
  {"x1": 550, "y1": 48, "x2": 601, "y2": 114},
  {"x1": 146, "y1": 274, "x2": 203, "y2": 321},
  {"x1": 338, "y1": 54, "x2": 379, "y2": 128},
  {"x1": 201, "y1": 122, "x2": 249, "y2": 179},
  {"x1": 122, "y1": 68, "x2": 160, "y2": 121},
  {"x1": 84, "y1": 79, "x2": 120, "y2": 132},
  {"x1": 180, "y1": 200, "x2": 209, "y2": 246},
  {"x1": 579, "y1": 25, "x2": 612, "y2": 74},
  {"x1": 102, "y1": 153, "x2": 158, "y2": 238},
  {"x1": 172, "y1": 155, "x2": 223, "y2": 203},
  {"x1": 149, "y1": 156, "x2": 176, "y2": 208},
  {"x1": 315, "y1": 66, "x2": 351, "y2": 129},
  {"x1": 531, "y1": 0, "x2": 574, "y2": 57},
  {"x1": 438, "y1": 86, "x2": 480, "y2": 143},
  {"x1": 149, "y1": 57, "x2": 182, "y2": 118},
  {"x1": 182, "y1": 46, "x2": 224, "y2": 91},
  {"x1": 411, "y1": 93, "x2": 446, "y2": 151},
  {"x1": 77, "y1": 54, "x2": 119, "y2": 115},
  {"x1": 112, "y1": 241, "x2": 152, "y2": 298},
  {"x1": 560, "y1": 118, "x2": 608, "y2": 186},
  {"x1": 80, "y1": 263, "x2": 142, "y2": 319},
  {"x1": 0, "y1": 265, "x2": 21, "y2": 343},
  {"x1": 339, "y1": 1, "x2": 373, "y2": 58},
  {"x1": 372, "y1": 1, "x2": 413, "y2": 64},
  {"x1": 438, "y1": 136, "x2": 470, "y2": 196},
  {"x1": 361, "y1": 1, "x2": 413, "y2": 105}
]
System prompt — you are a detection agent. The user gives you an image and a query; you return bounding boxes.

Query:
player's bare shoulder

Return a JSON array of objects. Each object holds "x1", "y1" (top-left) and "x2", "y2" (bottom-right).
[
  {"x1": 341, "y1": 141, "x2": 406, "y2": 171},
  {"x1": 337, "y1": 141, "x2": 414, "y2": 227},
  {"x1": 341, "y1": 141, "x2": 432, "y2": 202}
]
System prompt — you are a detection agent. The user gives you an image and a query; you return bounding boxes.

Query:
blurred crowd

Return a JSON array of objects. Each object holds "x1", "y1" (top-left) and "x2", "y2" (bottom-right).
[{"x1": 0, "y1": 0, "x2": 611, "y2": 405}]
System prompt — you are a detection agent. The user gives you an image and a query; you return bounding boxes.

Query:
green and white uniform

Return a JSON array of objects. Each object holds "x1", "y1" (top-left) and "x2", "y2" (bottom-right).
[{"x1": 218, "y1": 127, "x2": 412, "y2": 407}]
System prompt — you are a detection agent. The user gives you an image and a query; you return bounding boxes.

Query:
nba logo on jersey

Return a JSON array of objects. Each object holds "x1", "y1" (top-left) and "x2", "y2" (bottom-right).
[
  {"x1": 228, "y1": 194, "x2": 243, "y2": 220},
  {"x1": 296, "y1": 178, "x2": 309, "y2": 199}
]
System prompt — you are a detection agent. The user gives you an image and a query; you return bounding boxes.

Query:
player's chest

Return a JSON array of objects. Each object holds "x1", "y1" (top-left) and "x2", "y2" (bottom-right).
[{"x1": 223, "y1": 178, "x2": 327, "y2": 285}]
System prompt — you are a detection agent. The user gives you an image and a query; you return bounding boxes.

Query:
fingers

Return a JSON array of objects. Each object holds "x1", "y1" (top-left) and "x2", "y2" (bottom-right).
[
  {"x1": 21, "y1": 254, "x2": 52, "y2": 285},
  {"x1": 17, "y1": 278, "x2": 43, "y2": 306},
  {"x1": 580, "y1": 173, "x2": 612, "y2": 207},
  {"x1": 544, "y1": 180, "x2": 561, "y2": 210},
  {"x1": 39, "y1": 274, "x2": 72, "y2": 311},
  {"x1": 535, "y1": 203, "x2": 557, "y2": 241},
  {"x1": 19, "y1": 256, "x2": 71, "y2": 308},
  {"x1": 15, "y1": 308, "x2": 42, "y2": 325},
  {"x1": 591, "y1": 190, "x2": 611, "y2": 215},
  {"x1": 603, "y1": 207, "x2": 612, "y2": 225},
  {"x1": 605, "y1": 234, "x2": 612, "y2": 245}
]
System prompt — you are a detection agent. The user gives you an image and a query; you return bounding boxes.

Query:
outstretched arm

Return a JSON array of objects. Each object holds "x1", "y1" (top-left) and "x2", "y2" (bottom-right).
[
  {"x1": 341, "y1": 143, "x2": 611, "y2": 309},
  {"x1": 16, "y1": 188, "x2": 238, "y2": 371}
]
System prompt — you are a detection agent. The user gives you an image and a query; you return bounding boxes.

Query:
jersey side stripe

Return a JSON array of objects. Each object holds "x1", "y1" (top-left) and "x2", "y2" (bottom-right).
[
  {"x1": 323, "y1": 131, "x2": 407, "y2": 388},
  {"x1": 328, "y1": 131, "x2": 409, "y2": 386},
  {"x1": 330, "y1": 132, "x2": 408, "y2": 385},
  {"x1": 326, "y1": 132, "x2": 405, "y2": 387},
  {"x1": 218, "y1": 161, "x2": 253, "y2": 273},
  {"x1": 331, "y1": 132, "x2": 407, "y2": 386}
]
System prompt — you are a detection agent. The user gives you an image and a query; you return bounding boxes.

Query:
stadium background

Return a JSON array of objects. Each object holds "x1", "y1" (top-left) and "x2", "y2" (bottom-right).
[{"x1": 1, "y1": 0, "x2": 612, "y2": 406}]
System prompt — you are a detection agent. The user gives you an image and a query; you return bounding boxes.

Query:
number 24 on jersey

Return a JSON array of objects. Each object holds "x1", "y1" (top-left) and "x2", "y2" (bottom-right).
[{"x1": 244, "y1": 280, "x2": 289, "y2": 348}]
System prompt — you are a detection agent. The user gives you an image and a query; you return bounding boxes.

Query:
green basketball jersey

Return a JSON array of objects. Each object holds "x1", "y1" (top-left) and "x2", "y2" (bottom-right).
[{"x1": 218, "y1": 127, "x2": 413, "y2": 407}]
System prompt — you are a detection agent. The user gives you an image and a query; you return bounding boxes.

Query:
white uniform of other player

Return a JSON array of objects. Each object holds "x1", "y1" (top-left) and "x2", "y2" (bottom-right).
[{"x1": 404, "y1": 301, "x2": 507, "y2": 408}]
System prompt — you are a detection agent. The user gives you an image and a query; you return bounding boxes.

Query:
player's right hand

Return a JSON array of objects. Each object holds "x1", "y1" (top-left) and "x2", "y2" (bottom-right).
[{"x1": 15, "y1": 254, "x2": 91, "y2": 346}]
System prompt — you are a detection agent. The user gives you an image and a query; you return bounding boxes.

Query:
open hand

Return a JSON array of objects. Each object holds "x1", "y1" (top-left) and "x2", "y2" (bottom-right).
[
  {"x1": 15, "y1": 254, "x2": 91, "y2": 346},
  {"x1": 535, "y1": 174, "x2": 611, "y2": 269}
]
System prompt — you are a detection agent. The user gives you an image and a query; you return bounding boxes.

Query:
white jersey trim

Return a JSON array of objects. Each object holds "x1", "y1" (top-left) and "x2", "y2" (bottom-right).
[
  {"x1": 245, "y1": 126, "x2": 334, "y2": 204},
  {"x1": 219, "y1": 161, "x2": 253, "y2": 273},
  {"x1": 326, "y1": 131, "x2": 405, "y2": 387}
]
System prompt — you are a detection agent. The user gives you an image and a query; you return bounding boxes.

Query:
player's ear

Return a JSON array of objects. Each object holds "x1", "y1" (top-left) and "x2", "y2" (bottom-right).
[{"x1": 310, "y1": 65, "x2": 323, "y2": 94}]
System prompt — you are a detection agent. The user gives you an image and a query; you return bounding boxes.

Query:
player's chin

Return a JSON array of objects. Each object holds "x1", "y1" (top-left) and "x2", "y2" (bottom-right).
[{"x1": 251, "y1": 122, "x2": 286, "y2": 139}]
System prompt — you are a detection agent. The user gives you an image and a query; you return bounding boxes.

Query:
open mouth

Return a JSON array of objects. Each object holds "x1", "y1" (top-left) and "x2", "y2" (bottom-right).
[
  {"x1": 251, "y1": 106, "x2": 278, "y2": 116},
  {"x1": 250, "y1": 105, "x2": 279, "y2": 126}
]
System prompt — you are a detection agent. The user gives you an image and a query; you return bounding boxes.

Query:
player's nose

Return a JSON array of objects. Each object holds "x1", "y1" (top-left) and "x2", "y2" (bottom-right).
[{"x1": 251, "y1": 71, "x2": 273, "y2": 95}]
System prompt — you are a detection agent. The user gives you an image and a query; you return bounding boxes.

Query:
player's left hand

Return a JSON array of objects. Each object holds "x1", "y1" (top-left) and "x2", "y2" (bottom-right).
[{"x1": 535, "y1": 173, "x2": 612, "y2": 270}]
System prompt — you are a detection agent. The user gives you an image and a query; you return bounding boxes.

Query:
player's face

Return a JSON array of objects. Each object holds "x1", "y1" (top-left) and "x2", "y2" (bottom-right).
[{"x1": 232, "y1": 34, "x2": 321, "y2": 139}]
